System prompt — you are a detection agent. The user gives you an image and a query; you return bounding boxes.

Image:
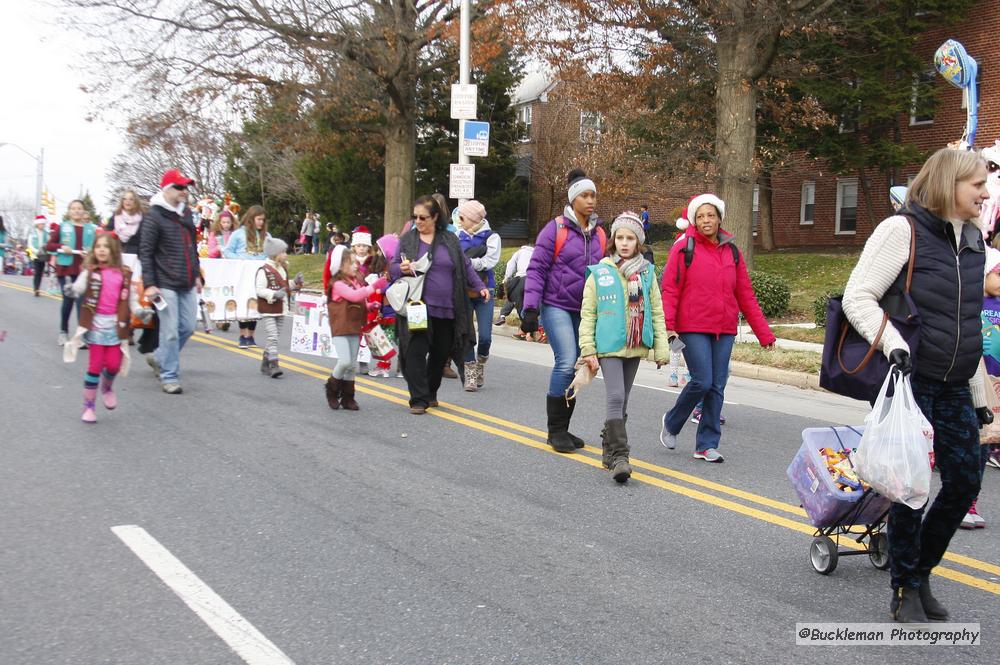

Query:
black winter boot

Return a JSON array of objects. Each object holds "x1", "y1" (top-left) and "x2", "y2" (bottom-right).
[
  {"x1": 890, "y1": 587, "x2": 929, "y2": 623},
  {"x1": 340, "y1": 381, "x2": 360, "y2": 410},
  {"x1": 600, "y1": 422, "x2": 612, "y2": 469},
  {"x1": 565, "y1": 398, "x2": 586, "y2": 448},
  {"x1": 269, "y1": 359, "x2": 284, "y2": 379},
  {"x1": 606, "y1": 419, "x2": 632, "y2": 483},
  {"x1": 546, "y1": 395, "x2": 577, "y2": 453},
  {"x1": 260, "y1": 356, "x2": 269, "y2": 374},
  {"x1": 325, "y1": 377, "x2": 341, "y2": 410},
  {"x1": 918, "y1": 576, "x2": 949, "y2": 621}
]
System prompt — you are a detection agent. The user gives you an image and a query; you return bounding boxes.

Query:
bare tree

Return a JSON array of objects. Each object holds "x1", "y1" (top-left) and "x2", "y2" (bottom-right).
[
  {"x1": 62, "y1": 0, "x2": 491, "y2": 234},
  {"x1": 0, "y1": 191, "x2": 38, "y2": 240}
]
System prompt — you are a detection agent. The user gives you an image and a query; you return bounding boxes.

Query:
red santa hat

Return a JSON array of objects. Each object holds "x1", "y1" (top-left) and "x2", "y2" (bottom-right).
[
  {"x1": 34, "y1": 214, "x2": 48, "y2": 225},
  {"x1": 351, "y1": 225, "x2": 372, "y2": 247}
]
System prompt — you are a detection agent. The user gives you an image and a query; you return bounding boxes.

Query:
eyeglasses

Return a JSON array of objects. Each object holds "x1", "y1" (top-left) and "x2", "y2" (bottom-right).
[{"x1": 414, "y1": 214, "x2": 433, "y2": 221}]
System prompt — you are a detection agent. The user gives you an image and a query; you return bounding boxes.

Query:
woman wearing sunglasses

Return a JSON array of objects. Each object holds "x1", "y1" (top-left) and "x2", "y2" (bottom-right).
[{"x1": 390, "y1": 195, "x2": 488, "y2": 414}]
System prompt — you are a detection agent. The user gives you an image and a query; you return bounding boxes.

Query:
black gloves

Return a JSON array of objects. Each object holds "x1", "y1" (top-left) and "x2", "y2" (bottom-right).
[
  {"x1": 520, "y1": 308, "x2": 539, "y2": 334},
  {"x1": 977, "y1": 407, "x2": 994, "y2": 427},
  {"x1": 888, "y1": 349, "x2": 912, "y2": 376}
]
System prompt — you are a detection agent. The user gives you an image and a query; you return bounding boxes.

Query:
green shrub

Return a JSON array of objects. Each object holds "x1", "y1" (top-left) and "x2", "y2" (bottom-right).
[
  {"x1": 749, "y1": 271, "x2": 790, "y2": 319},
  {"x1": 813, "y1": 291, "x2": 842, "y2": 328},
  {"x1": 493, "y1": 258, "x2": 507, "y2": 299}
]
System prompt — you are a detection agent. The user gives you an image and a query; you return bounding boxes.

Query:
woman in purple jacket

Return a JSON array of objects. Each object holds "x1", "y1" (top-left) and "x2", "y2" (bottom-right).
[
  {"x1": 391, "y1": 195, "x2": 489, "y2": 414},
  {"x1": 521, "y1": 169, "x2": 607, "y2": 452}
]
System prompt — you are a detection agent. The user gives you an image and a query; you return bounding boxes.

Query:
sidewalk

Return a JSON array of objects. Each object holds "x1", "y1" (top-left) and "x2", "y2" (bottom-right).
[{"x1": 736, "y1": 323, "x2": 823, "y2": 353}]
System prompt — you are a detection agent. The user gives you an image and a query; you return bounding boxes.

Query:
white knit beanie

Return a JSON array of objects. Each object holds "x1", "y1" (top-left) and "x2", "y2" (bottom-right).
[{"x1": 686, "y1": 194, "x2": 725, "y2": 226}]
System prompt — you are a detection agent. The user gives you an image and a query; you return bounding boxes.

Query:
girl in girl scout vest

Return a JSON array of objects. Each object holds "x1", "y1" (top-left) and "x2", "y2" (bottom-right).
[
  {"x1": 63, "y1": 232, "x2": 138, "y2": 424},
  {"x1": 324, "y1": 244, "x2": 388, "y2": 411},
  {"x1": 46, "y1": 200, "x2": 99, "y2": 344},
  {"x1": 579, "y1": 212, "x2": 669, "y2": 483},
  {"x1": 254, "y1": 237, "x2": 302, "y2": 378}
]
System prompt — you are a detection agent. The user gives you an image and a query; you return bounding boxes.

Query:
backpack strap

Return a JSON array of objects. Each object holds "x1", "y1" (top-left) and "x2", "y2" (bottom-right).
[
  {"x1": 677, "y1": 236, "x2": 740, "y2": 283},
  {"x1": 553, "y1": 218, "x2": 606, "y2": 262},
  {"x1": 553, "y1": 219, "x2": 569, "y2": 262}
]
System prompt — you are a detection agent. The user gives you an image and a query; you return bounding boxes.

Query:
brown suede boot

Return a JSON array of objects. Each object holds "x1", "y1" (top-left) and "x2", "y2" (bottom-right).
[
  {"x1": 340, "y1": 380, "x2": 360, "y2": 410},
  {"x1": 325, "y1": 377, "x2": 341, "y2": 410}
]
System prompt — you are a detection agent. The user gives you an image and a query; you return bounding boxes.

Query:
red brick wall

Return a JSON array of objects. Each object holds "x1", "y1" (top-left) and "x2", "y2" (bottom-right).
[{"x1": 769, "y1": 1, "x2": 1000, "y2": 247}]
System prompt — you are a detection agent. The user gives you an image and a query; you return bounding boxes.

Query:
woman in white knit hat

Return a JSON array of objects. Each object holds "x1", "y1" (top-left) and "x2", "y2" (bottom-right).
[{"x1": 658, "y1": 194, "x2": 775, "y2": 463}]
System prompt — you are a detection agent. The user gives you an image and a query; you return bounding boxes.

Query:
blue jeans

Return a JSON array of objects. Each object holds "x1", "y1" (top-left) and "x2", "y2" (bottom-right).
[
  {"x1": 540, "y1": 305, "x2": 580, "y2": 397},
  {"x1": 154, "y1": 287, "x2": 197, "y2": 382},
  {"x1": 664, "y1": 333, "x2": 735, "y2": 452},
  {"x1": 465, "y1": 290, "x2": 494, "y2": 362}
]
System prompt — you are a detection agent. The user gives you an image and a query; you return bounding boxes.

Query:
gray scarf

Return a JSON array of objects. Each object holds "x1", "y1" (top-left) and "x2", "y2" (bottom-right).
[{"x1": 613, "y1": 253, "x2": 648, "y2": 280}]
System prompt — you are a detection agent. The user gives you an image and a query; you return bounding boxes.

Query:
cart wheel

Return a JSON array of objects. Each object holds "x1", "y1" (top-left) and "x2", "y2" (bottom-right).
[
  {"x1": 809, "y1": 536, "x2": 839, "y2": 575},
  {"x1": 868, "y1": 532, "x2": 890, "y2": 570}
]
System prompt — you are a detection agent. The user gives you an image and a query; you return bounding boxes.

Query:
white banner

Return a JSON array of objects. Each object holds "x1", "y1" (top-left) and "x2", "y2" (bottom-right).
[
  {"x1": 123, "y1": 254, "x2": 264, "y2": 321},
  {"x1": 289, "y1": 292, "x2": 370, "y2": 363}
]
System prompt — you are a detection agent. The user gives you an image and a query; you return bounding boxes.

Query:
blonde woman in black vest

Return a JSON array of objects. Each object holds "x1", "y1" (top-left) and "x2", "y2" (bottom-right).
[{"x1": 255, "y1": 238, "x2": 302, "y2": 378}]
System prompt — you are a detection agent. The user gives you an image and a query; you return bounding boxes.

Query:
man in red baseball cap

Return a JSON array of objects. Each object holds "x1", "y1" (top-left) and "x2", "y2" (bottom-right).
[
  {"x1": 139, "y1": 168, "x2": 201, "y2": 394},
  {"x1": 159, "y1": 168, "x2": 195, "y2": 190}
]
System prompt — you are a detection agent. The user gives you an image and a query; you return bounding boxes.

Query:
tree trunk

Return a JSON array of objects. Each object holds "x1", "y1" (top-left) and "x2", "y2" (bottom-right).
[
  {"x1": 759, "y1": 170, "x2": 776, "y2": 251},
  {"x1": 714, "y1": 35, "x2": 759, "y2": 271},
  {"x1": 383, "y1": 109, "x2": 416, "y2": 236}
]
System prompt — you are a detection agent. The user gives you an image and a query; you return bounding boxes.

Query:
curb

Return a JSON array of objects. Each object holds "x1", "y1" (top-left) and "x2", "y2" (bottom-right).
[{"x1": 492, "y1": 324, "x2": 823, "y2": 391}]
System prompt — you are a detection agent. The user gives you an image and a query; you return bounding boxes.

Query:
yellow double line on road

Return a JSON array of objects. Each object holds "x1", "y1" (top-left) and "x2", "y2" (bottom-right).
[{"x1": 5, "y1": 278, "x2": 1000, "y2": 596}]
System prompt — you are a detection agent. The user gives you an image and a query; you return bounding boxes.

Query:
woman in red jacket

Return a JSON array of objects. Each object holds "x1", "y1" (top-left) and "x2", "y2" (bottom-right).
[{"x1": 658, "y1": 194, "x2": 775, "y2": 462}]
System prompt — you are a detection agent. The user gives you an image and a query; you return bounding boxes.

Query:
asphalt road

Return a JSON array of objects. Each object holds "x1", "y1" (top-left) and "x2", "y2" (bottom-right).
[{"x1": 1, "y1": 274, "x2": 998, "y2": 664}]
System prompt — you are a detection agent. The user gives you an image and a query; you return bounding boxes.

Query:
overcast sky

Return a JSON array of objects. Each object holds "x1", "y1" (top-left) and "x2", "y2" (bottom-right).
[{"x1": 0, "y1": 0, "x2": 123, "y2": 222}]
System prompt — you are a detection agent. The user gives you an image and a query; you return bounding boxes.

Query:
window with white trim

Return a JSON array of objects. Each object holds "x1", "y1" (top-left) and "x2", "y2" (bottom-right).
[
  {"x1": 752, "y1": 185, "x2": 759, "y2": 236},
  {"x1": 517, "y1": 105, "x2": 532, "y2": 142},
  {"x1": 836, "y1": 179, "x2": 858, "y2": 234},
  {"x1": 580, "y1": 111, "x2": 603, "y2": 144},
  {"x1": 910, "y1": 70, "x2": 936, "y2": 125},
  {"x1": 800, "y1": 181, "x2": 815, "y2": 225}
]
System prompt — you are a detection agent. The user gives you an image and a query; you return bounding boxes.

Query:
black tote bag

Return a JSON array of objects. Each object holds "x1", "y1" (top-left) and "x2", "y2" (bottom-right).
[{"x1": 820, "y1": 218, "x2": 920, "y2": 402}]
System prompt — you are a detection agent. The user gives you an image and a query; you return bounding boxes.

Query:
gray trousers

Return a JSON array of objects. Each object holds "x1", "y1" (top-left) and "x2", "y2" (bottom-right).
[
  {"x1": 332, "y1": 334, "x2": 360, "y2": 380},
  {"x1": 598, "y1": 357, "x2": 641, "y2": 421},
  {"x1": 257, "y1": 315, "x2": 283, "y2": 360}
]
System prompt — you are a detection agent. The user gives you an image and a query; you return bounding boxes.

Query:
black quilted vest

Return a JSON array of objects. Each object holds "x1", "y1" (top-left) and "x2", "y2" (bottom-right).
[{"x1": 898, "y1": 204, "x2": 985, "y2": 382}]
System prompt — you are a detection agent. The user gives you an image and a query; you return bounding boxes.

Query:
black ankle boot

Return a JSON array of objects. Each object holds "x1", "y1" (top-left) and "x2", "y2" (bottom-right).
[
  {"x1": 918, "y1": 576, "x2": 949, "y2": 621},
  {"x1": 565, "y1": 398, "x2": 585, "y2": 448},
  {"x1": 546, "y1": 395, "x2": 577, "y2": 453},
  {"x1": 891, "y1": 587, "x2": 928, "y2": 623}
]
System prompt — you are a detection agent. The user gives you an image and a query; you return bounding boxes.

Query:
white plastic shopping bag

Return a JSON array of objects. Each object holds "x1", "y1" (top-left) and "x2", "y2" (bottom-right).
[{"x1": 854, "y1": 369, "x2": 933, "y2": 509}]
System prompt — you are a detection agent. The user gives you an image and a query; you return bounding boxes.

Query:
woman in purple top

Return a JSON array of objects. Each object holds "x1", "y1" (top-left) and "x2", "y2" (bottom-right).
[
  {"x1": 521, "y1": 169, "x2": 607, "y2": 453},
  {"x1": 390, "y1": 195, "x2": 488, "y2": 414}
]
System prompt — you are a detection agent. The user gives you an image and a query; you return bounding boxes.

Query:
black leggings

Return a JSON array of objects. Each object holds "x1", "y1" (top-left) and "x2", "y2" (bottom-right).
[
  {"x1": 56, "y1": 274, "x2": 82, "y2": 333},
  {"x1": 32, "y1": 260, "x2": 46, "y2": 292}
]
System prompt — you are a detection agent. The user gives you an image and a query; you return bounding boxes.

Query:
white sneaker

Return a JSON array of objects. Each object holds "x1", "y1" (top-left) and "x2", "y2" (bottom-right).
[
  {"x1": 960, "y1": 511, "x2": 977, "y2": 529},
  {"x1": 57, "y1": 331, "x2": 68, "y2": 345},
  {"x1": 693, "y1": 448, "x2": 724, "y2": 463},
  {"x1": 659, "y1": 415, "x2": 676, "y2": 449},
  {"x1": 367, "y1": 369, "x2": 381, "y2": 377}
]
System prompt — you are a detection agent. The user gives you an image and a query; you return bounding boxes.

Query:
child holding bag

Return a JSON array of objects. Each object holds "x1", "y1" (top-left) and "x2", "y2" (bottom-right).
[
  {"x1": 255, "y1": 238, "x2": 302, "y2": 378},
  {"x1": 324, "y1": 244, "x2": 387, "y2": 410},
  {"x1": 579, "y1": 212, "x2": 669, "y2": 482},
  {"x1": 63, "y1": 233, "x2": 138, "y2": 423}
]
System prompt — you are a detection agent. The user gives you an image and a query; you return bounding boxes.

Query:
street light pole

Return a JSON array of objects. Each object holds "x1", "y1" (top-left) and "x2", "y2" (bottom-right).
[
  {"x1": 457, "y1": 0, "x2": 471, "y2": 205},
  {"x1": 0, "y1": 142, "x2": 44, "y2": 216}
]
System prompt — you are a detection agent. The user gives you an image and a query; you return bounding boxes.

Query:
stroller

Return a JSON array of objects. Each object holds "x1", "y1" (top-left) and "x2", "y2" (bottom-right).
[{"x1": 788, "y1": 426, "x2": 892, "y2": 575}]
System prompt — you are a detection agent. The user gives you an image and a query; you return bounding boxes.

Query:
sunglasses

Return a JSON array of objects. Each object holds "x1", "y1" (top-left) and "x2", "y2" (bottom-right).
[
  {"x1": 171, "y1": 185, "x2": 189, "y2": 191},
  {"x1": 414, "y1": 214, "x2": 433, "y2": 221}
]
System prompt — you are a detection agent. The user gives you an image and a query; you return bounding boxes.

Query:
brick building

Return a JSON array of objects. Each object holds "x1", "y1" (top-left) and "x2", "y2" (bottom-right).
[
  {"x1": 770, "y1": 0, "x2": 1000, "y2": 247},
  {"x1": 513, "y1": 2, "x2": 999, "y2": 248}
]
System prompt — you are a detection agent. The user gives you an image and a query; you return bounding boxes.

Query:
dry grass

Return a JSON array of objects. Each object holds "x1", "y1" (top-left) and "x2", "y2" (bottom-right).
[{"x1": 730, "y1": 343, "x2": 822, "y2": 374}]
